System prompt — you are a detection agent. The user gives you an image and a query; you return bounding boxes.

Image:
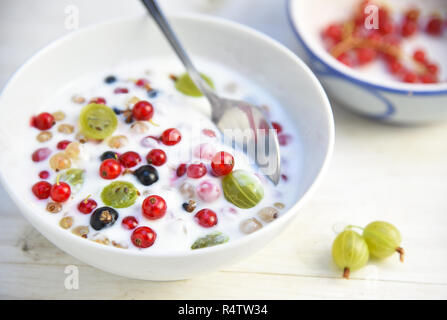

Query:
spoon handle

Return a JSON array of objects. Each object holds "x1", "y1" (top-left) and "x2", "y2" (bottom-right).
[{"x1": 141, "y1": 0, "x2": 217, "y2": 102}]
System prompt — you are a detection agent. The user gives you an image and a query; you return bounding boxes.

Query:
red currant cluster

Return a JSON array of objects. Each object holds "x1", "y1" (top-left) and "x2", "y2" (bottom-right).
[
  {"x1": 322, "y1": 1, "x2": 445, "y2": 84},
  {"x1": 32, "y1": 177, "x2": 71, "y2": 203}
]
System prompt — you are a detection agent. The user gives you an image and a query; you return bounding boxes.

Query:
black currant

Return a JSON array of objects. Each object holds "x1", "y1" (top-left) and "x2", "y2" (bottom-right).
[
  {"x1": 90, "y1": 207, "x2": 119, "y2": 231},
  {"x1": 100, "y1": 151, "x2": 119, "y2": 162},
  {"x1": 134, "y1": 165, "x2": 159, "y2": 186}
]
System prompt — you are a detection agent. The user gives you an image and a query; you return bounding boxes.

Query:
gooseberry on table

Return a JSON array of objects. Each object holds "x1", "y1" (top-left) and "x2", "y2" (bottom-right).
[
  {"x1": 332, "y1": 229, "x2": 369, "y2": 279},
  {"x1": 363, "y1": 221, "x2": 404, "y2": 262}
]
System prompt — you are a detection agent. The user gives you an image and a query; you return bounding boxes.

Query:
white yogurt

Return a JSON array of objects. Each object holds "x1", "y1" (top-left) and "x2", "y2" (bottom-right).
[{"x1": 28, "y1": 58, "x2": 302, "y2": 253}]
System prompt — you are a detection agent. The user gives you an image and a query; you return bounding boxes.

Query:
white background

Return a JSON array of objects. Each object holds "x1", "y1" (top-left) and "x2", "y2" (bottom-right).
[{"x1": 1, "y1": 0, "x2": 446, "y2": 299}]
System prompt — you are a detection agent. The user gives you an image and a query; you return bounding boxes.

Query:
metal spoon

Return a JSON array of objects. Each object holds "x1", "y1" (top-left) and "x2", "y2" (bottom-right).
[{"x1": 141, "y1": 0, "x2": 281, "y2": 184}]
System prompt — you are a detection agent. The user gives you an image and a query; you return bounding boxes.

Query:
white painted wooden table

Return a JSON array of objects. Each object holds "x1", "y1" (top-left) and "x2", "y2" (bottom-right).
[{"x1": 1, "y1": 0, "x2": 447, "y2": 300}]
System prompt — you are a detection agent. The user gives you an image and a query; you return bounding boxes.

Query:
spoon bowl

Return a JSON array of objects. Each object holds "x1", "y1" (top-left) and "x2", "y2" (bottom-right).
[{"x1": 142, "y1": 0, "x2": 281, "y2": 184}]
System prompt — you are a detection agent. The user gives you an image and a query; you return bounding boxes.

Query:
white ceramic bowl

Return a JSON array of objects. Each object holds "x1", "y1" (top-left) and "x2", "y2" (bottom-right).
[
  {"x1": 288, "y1": 0, "x2": 447, "y2": 124},
  {"x1": 0, "y1": 14, "x2": 334, "y2": 280}
]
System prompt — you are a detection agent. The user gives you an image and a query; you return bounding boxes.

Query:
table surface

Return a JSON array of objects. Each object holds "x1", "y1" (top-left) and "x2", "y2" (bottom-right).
[{"x1": 1, "y1": 0, "x2": 446, "y2": 300}]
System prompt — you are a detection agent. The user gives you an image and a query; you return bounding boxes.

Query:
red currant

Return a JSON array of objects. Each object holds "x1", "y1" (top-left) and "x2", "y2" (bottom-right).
[
  {"x1": 89, "y1": 97, "x2": 106, "y2": 104},
  {"x1": 387, "y1": 60, "x2": 403, "y2": 75},
  {"x1": 211, "y1": 151, "x2": 234, "y2": 177},
  {"x1": 32, "y1": 112, "x2": 55, "y2": 130},
  {"x1": 379, "y1": 21, "x2": 395, "y2": 35},
  {"x1": 356, "y1": 47, "x2": 377, "y2": 65},
  {"x1": 176, "y1": 163, "x2": 187, "y2": 177},
  {"x1": 77, "y1": 197, "x2": 97, "y2": 214},
  {"x1": 132, "y1": 101, "x2": 154, "y2": 121},
  {"x1": 202, "y1": 128, "x2": 216, "y2": 138},
  {"x1": 278, "y1": 134, "x2": 292, "y2": 146},
  {"x1": 402, "y1": 71, "x2": 418, "y2": 83},
  {"x1": 32, "y1": 148, "x2": 51, "y2": 162},
  {"x1": 114, "y1": 87, "x2": 129, "y2": 94},
  {"x1": 122, "y1": 216, "x2": 139, "y2": 230},
  {"x1": 426, "y1": 16, "x2": 443, "y2": 36},
  {"x1": 146, "y1": 149, "x2": 167, "y2": 166},
  {"x1": 142, "y1": 195, "x2": 167, "y2": 220},
  {"x1": 131, "y1": 226, "x2": 156, "y2": 248},
  {"x1": 401, "y1": 20, "x2": 418, "y2": 37},
  {"x1": 426, "y1": 63, "x2": 439, "y2": 75},
  {"x1": 322, "y1": 23, "x2": 343, "y2": 43},
  {"x1": 337, "y1": 53, "x2": 354, "y2": 67},
  {"x1": 119, "y1": 151, "x2": 141, "y2": 168},
  {"x1": 38, "y1": 170, "x2": 50, "y2": 179},
  {"x1": 420, "y1": 74, "x2": 438, "y2": 84},
  {"x1": 50, "y1": 182, "x2": 71, "y2": 202},
  {"x1": 405, "y1": 8, "x2": 420, "y2": 22},
  {"x1": 187, "y1": 163, "x2": 207, "y2": 179},
  {"x1": 160, "y1": 128, "x2": 181, "y2": 146},
  {"x1": 99, "y1": 159, "x2": 122, "y2": 179},
  {"x1": 195, "y1": 209, "x2": 218, "y2": 228},
  {"x1": 57, "y1": 140, "x2": 71, "y2": 150},
  {"x1": 271, "y1": 122, "x2": 283, "y2": 134},
  {"x1": 413, "y1": 49, "x2": 426, "y2": 63},
  {"x1": 135, "y1": 78, "x2": 149, "y2": 87},
  {"x1": 32, "y1": 181, "x2": 52, "y2": 200}
]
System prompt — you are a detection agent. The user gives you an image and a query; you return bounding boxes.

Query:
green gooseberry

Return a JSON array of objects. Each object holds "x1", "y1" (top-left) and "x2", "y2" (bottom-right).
[
  {"x1": 101, "y1": 181, "x2": 138, "y2": 209},
  {"x1": 175, "y1": 73, "x2": 214, "y2": 97},
  {"x1": 222, "y1": 170, "x2": 264, "y2": 209},
  {"x1": 332, "y1": 229, "x2": 369, "y2": 279},
  {"x1": 363, "y1": 221, "x2": 404, "y2": 262},
  {"x1": 191, "y1": 232, "x2": 229, "y2": 250},
  {"x1": 79, "y1": 103, "x2": 118, "y2": 140},
  {"x1": 59, "y1": 168, "x2": 85, "y2": 192}
]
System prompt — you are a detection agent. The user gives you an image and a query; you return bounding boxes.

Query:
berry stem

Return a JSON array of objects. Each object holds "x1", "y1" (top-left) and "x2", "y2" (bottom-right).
[
  {"x1": 346, "y1": 225, "x2": 364, "y2": 231},
  {"x1": 149, "y1": 119, "x2": 159, "y2": 127},
  {"x1": 343, "y1": 267, "x2": 350, "y2": 279},
  {"x1": 83, "y1": 194, "x2": 91, "y2": 204},
  {"x1": 396, "y1": 247, "x2": 405, "y2": 263}
]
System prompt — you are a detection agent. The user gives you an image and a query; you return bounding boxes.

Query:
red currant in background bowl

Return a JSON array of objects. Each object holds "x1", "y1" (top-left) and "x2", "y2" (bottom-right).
[
  {"x1": 31, "y1": 112, "x2": 55, "y2": 130},
  {"x1": 146, "y1": 149, "x2": 167, "y2": 166},
  {"x1": 160, "y1": 128, "x2": 181, "y2": 146},
  {"x1": 142, "y1": 195, "x2": 167, "y2": 220},
  {"x1": 132, "y1": 100, "x2": 154, "y2": 121},
  {"x1": 195, "y1": 209, "x2": 218, "y2": 228},
  {"x1": 78, "y1": 197, "x2": 98, "y2": 214},
  {"x1": 50, "y1": 182, "x2": 71, "y2": 202},
  {"x1": 99, "y1": 159, "x2": 122, "y2": 180},
  {"x1": 32, "y1": 181, "x2": 52, "y2": 200},
  {"x1": 119, "y1": 151, "x2": 141, "y2": 168},
  {"x1": 131, "y1": 226, "x2": 157, "y2": 248},
  {"x1": 211, "y1": 151, "x2": 234, "y2": 177}
]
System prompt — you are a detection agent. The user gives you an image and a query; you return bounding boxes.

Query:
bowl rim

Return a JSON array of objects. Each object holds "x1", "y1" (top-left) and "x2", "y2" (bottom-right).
[
  {"x1": 0, "y1": 13, "x2": 334, "y2": 258},
  {"x1": 286, "y1": 0, "x2": 447, "y2": 96}
]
